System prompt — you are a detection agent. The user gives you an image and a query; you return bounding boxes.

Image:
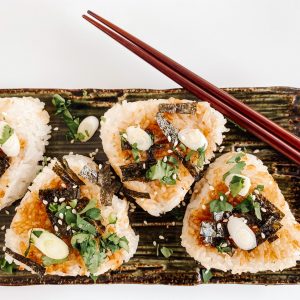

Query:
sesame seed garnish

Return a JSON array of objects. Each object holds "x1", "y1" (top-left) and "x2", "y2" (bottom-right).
[
  {"x1": 59, "y1": 197, "x2": 65, "y2": 202},
  {"x1": 72, "y1": 209, "x2": 76, "y2": 214},
  {"x1": 5, "y1": 210, "x2": 9, "y2": 215},
  {"x1": 99, "y1": 164, "x2": 102, "y2": 170},
  {"x1": 73, "y1": 185, "x2": 77, "y2": 189},
  {"x1": 236, "y1": 147, "x2": 242, "y2": 152},
  {"x1": 142, "y1": 163, "x2": 146, "y2": 169},
  {"x1": 58, "y1": 220, "x2": 63, "y2": 225},
  {"x1": 53, "y1": 127, "x2": 59, "y2": 131},
  {"x1": 223, "y1": 219, "x2": 228, "y2": 223},
  {"x1": 54, "y1": 225, "x2": 59, "y2": 232},
  {"x1": 163, "y1": 156, "x2": 167, "y2": 162},
  {"x1": 59, "y1": 213, "x2": 64, "y2": 219},
  {"x1": 143, "y1": 220, "x2": 148, "y2": 225},
  {"x1": 252, "y1": 195, "x2": 256, "y2": 200},
  {"x1": 167, "y1": 150, "x2": 173, "y2": 153},
  {"x1": 122, "y1": 133, "x2": 128, "y2": 139},
  {"x1": 202, "y1": 204, "x2": 206, "y2": 210},
  {"x1": 253, "y1": 149, "x2": 260, "y2": 153},
  {"x1": 159, "y1": 235, "x2": 164, "y2": 240},
  {"x1": 261, "y1": 207, "x2": 267, "y2": 212},
  {"x1": 172, "y1": 174, "x2": 177, "y2": 180},
  {"x1": 66, "y1": 206, "x2": 71, "y2": 209},
  {"x1": 220, "y1": 196, "x2": 224, "y2": 201},
  {"x1": 67, "y1": 225, "x2": 71, "y2": 230},
  {"x1": 172, "y1": 222, "x2": 175, "y2": 226},
  {"x1": 220, "y1": 243, "x2": 227, "y2": 247},
  {"x1": 173, "y1": 140, "x2": 178, "y2": 147},
  {"x1": 42, "y1": 200, "x2": 48, "y2": 205},
  {"x1": 261, "y1": 232, "x2": 266, "y2": 239},
  {"x1": 54, "y1": 197, "x2": 58, "y2": 203},
  {"x1": 217, "y1": 223, "x2": 222, "y2": 229},
  {"x1": 254, "y1": 189, "x2": 259, "y2": 194},
  {"x1": 243, "y1": 219, "x2": 248, "y2": 223},
  {"x1": 209, "y1": 185, "x2": 214, "y2": 191},
  {"x1": 153, "y1": 241, "x2": 157, "y2": 246},
  {"x1": 2, "y1": 246, "x2": 6, "y2": 251},
  {"x1": 167, "y1": 136, "x2": 171, "y2": 142},
  {"x1": 69, "y1": 151, "x2": 74, "y2": 155},
  {"x1": 225, "y1": 190, "x2": 230, "y2": 195},
  {"x1": 1, "y1": 225, "x2": 5, "y2": 230},
  {"x1": 70, "y1": 139, "x2": 74, "y2": 144}
]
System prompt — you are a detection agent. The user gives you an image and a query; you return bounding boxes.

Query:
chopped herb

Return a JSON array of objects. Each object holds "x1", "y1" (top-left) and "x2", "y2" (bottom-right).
[
  {"x1": 185, "y1": 150, "x2": 196, "y2": 161},
  {"x1": 131, "y1": 143, "x2": 140, "y2": 162},
  {"x1": 79, "y1": 198, "x2": 97, "y2": 215},
  {"x1": 100, "y1": 116, "x2": 106, "y2": 123},
  {"x1": 160, "y1": 246, "x2": 173, "y2": 258},
  {"x1": 201, "y1": 268, "x2": 213, "y2": 283},
  {"x1": 42, "y1": 256, "x2": 67, "y2": 266},
  {"x1": 229, "y1": 175, "x2": 245, "y2": 197},
  {"x1": 227, "y1": 152, "x2": 245, "y2": 163},
  {"x1": 108, "y1": 212, "x2": 117, "y2": 224},
  {"x1": 32, "y1": 230, "x2": 43, "y2": 238},
  {"x1": 197, "y1": 146, "x2": 206, "y2": 167},
  {"x1": 146, "y1": 159, "x2": 178, "y2": 185},
  {"x1": 100, "y1": 233, "x2": 129, "y2": 253},
  {"x1": 49, "y1": 203, "x2": 58, "y2": 213},
  {"x1": 65, "y1": 209, "x2": 76, "y2": 225},
  {"x1": 69, "y1": 199, "x2": 78, "y2": 208},
  {"x1": 253, "y1": 201, "x2": 262, "y2": 220},
  {"x1": 74, "y1": 132, "x2": 86, "y2": 141},
  {"x1": 178, "y1": 143, "x2": 186, "y2": 152},
  {"x1": 256, "y1": 184, "x2": 264, "y2": 192},
  {"x1": 85, "y1": 208, "x2": 101, "y2": 221},
  {"x1": 52, "y1": 94, "x2": 81, "y2": 140},
  {"x1": 76, "y1": 215, "x2": 97, "y2": 235},
  {"x1": 90, "y1": 274, "x2": 99, "y2": 283},
  {"x1": 216, "y1": 244, "x2": 232, "y2": 254},
  {"x1": 209, "y1": 193, "x2": 233, "y2": 213},
  {"x1": 0, "y1": 125, "x2": 14, "y2": 145},
  {"x1": 235, "y1": 194, "x2": 262, "y2": 220},
  {"x1": 0, "y1": 257, "x2": 18, "y2": 273},
  {"x1": 223, "y1": 161, "x2": 246, "y2": 180}
]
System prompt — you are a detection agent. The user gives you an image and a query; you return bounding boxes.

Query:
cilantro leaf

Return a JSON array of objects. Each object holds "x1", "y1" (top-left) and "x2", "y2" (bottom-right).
[
  {"x1": 108, "y1": 212, "x2": 117, "y2": 224},
  {"x1": 235, "y1": 195, "x2": 262, "y2": 220},
  {"x1": 209, "y1": 193, "x2": 233, "y2": 213},
  {"x1": 0, "y1": 257, "x2": 18, "y2": 273},
  {"x1": 79, "y1": 198, "x2": 97, "y2": 215},
  {"x1": 32, "y1": 230, "x2": 43, "y2": 238},
  {"x1": 229, "y1": 175, "x2": 245, "y2": 197},
  {"x1": 76, "y1": 215, "x2": 97, "y2": 235},
  {"x1": 42, "y1": 256, "x2": 67, "y2": 266},
  {"x1": 197, "y1": 146, "x2": 206, "y2": 167},
  {"x1": 0, "y1": 125, "x2": 14, "y2": 145},
  {"x1": 253, "y1": 201, "x2": 262, "y2": 220},
  {"x1": 131, "y1": 143, "x2": 140, "y2": 162},
  {"x1": 201, "y1": 268, "x2": 213, "y2": 283},
  {"x1": 223, "y1": 161, "x2": 246, "y2": 180},
  {"x1": 85, "y1": 208, "x2": 101, "y2": 221},
  {"x1": 52, "y1": 94, "x2": 81, "y2": 140},
  {"x1": 256, "y1": 184, "x2": 264, "y2": 192},
  {"x1": 226, "y1": 152, "x2": 245, "y2": 163},
  {"x1": 160, "y1": 246, "x2": 173, "y2": 258}
]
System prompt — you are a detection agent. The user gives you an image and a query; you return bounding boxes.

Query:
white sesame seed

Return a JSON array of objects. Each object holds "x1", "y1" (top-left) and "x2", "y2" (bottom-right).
[
  {"x1": 253, "y1": 149, "x2": 260, "y2": 153},
  {"x1": 42, "y1": 200, "x2": 48, "y2": 205},
  {"x1": 143, "y1": 163, "x2": 146, "y2": 169},
  {"x1": 67, "y1": 225, "x2": 71, "y2": 230},
  {"x1": 122, "y1": 133, "x2": 128, "y2": 139},
  {"x1": 252, "y1": 195, "x2": 256, "y2": 200},
  {"x1": 70, "y1": 139, "x2": 74, "y2": 144},
  {"x1": 261, "y1": 232, "x2": 266, "y2": 239},
  {"x1": 172, "y1": 173, "x2": 177, "y2": 180},
  {"x1": 47, "y1": 157, "x2": 51, "y2": 161},
  {"x1": 173, "y1": 140, "x2": 178, "y2": 147},
  {"x1": 1, "y1": 225, "x2": 5, "y2": 230},
  {"x1": 159, "y1": 235, "x2": 164, "y2": 240},
  {"x1": 261, "y1": 207, "x2": 267, "y2": 213},
  {"x1": 254, "y1": 189, "x2": 259, "y2": 194},
  {"x1": 72, "y1": 209, "x2": 76, "y2": 214},
  {"x1": 209, "y1": 185, "x2": 214, "y2": 191},
  {"x1": 143, "y1": 220, "x2": 148, "y2": 225},
  {"x1": 54, "y1": 225, "x2": 59, "y2": 232},
  {"x1": 53, "y1": 127, "x2": 59, "y2": 131},
  {"x1": 236, "y1": 147, "x2": 242, "y2": 152},
  {"x1": 59, "y1": 213, "x2": 64, "y2": 219},
  {"x1": 217, "y1": 223, "x2": 222, "y2": 229},
  {"x1": 243, "y1": 219, "x2": 248, "y2": 224},
  {"x1": 58, "y1": 220, "x2": 63, "y2": 225},
  {"x1": 2, "y1": 246, "x2": 6, "y2": 251},
  {"x1": 163, "y1": 156, "x2": 167, "y2": 162},
  {"x1": 167, "y1": 136, "x2": 171, "y2": 142},
  {"x1": 73, "y1": 185, "x2": 77, "y2": 189},
  {"x1": 225, "y1": 190, "x2": 230, "y2": 195},
  {"x1": 172, "y1": 222, "x2": 176, "y2": 226},
  {"x1": 99, "y1": 164, "x2": 102, "y2": 170},
  {"x1": 54, "y1": 197, "x2": 58, "y2": 203},
  {"x1": 69, "y1": 151, "x2": 74, "y2": 155},
  {"x1": 129, "y1": 209, "x2": 135, "y2": 212},
  {"x1": 95, "y1": 148, "x2": 99, "y2": 153},
  {"x1": 167, "y1": 150, "x2": 173, "y2": 153},
  {"x1": 5, "y1": 210, "x2": 9, "y2": 215},
  {"x1": 220, "y1": 196, "x2": 224, "y2": 201},
  {"x1": 202, "y1": 204, "x2": 206, "y2": 210},
  {"x1": 220, "y1": 243, "x2": 227, "y2": 247},
  {"x1": 182, "y1": 201, "x2": 186, "y2": 207},
  {"x1": 66, "y1": 206, "x2": 71, "y2": 209},
  {"x1": 59, "y1": 197, "x2": 65, "y2": 202},
  {"x1": 61, "y1": 183, "x2": 66, "y2": 188},
  {"x1": 153, "y1": 241, "x2": 157, "y2": 246}
]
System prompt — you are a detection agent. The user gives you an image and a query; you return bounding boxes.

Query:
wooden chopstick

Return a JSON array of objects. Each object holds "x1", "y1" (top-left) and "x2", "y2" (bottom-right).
[
  {"x1": 82, "y1": 13, "x2": 300, "y2": 165},
  {"x1": 86, "y1": 10, "x2": 300, "y2": 151}
]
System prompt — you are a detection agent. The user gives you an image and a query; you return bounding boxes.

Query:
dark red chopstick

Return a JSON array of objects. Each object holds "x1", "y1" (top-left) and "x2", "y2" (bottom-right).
[
  {"x1": 86, "y1": 10, "x2": 300, "y2": 151},
  {"x1": 82, "y1": 13, "x2": 300, "y2": 165}
]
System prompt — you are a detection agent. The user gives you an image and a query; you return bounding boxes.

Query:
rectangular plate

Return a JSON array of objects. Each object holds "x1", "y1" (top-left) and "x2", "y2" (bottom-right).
[{"x1": 0, "y1": 87, "x2": 299, "y2": 285}]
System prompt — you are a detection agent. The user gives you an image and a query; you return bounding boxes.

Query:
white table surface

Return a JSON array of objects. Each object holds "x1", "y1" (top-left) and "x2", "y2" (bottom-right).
[{"x1": 0, "y1": 0, "x2": 300, "y2": 299}]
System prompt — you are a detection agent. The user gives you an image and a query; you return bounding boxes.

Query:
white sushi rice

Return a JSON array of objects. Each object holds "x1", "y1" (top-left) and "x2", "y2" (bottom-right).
[
  {"x1": 181, "y1": 152, "x2": 300, "y2": 274},
  {"x1": 0, "y1": 97, "x2": 51, "y2": 210},
  {"x1": 100, "y1": 98, "x2": 227, "y2": 216},
  {"x1": 5, "y1": 154, "x2": 139, "y2": 276}
]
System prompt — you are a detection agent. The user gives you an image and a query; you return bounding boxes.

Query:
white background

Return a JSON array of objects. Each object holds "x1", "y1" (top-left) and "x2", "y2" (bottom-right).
[{"x1": 1, "y1": 0, "x2": 300, "y2": 299}]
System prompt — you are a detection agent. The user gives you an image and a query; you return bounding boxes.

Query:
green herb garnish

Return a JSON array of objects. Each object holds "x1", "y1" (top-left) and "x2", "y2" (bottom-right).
[
  {"x1": 197, "y1": 146, "x2": 206, "y2": 167},
  {"x1": 235, "y1": 195, "x2": 262, "y2": 220},
  {"x1": 108, "y1": 212, "x2": 117, "y2": 224},
  {"x1": 131, "y1": 143, "x2": 140, "y2": 162},
  {"x1": 32, "y1": 230, "x2": 43, "y2": 238},
  {"x1": 185, "y1": 150, "x2": 196, "y2": 161},
  {"x1": 0, "y1": 257, "x2": 18, "y2": 273},
  {"x1": 160, "y1": 246, "x2": 173, "y2": 258},
  {"x1": 0, "y1": 125, "x2": 14, "y2": 145},
  {"x1": 227, "y1": 152, "x2": 245, "y2": 163},
  {"x1": 42, "y1": 256, "x2": 67, "y2": 266},
  {"x1": 52, "y1": 94, "x2": 81, "y2": 140},
  {"x1": 256, "y1": 184, "x2": 264, "y2": 192},
  {"x1": 229, "y1": 175, "x2": 245, "y2": 197},
  {"x1": 209, "y1": 193, "x2": 233, "y2": 213},
  {"x1": 216, "y1": 243, "x2": 232, "y2": 254},
  {"x1": 76, "y1": 214, "x2": 97, "y2": 235},
  {"x1": 201, "y1": 268, "x2": 213, "y2": 283},
  {"x1": 223, "y1": 161, "x2": 246, "y2": 180}
]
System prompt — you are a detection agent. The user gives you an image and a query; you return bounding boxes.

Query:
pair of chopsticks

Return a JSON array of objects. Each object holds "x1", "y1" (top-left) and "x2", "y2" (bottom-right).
[{"x1": 83, "y1": 11, "x2": 300, "y2": 165}]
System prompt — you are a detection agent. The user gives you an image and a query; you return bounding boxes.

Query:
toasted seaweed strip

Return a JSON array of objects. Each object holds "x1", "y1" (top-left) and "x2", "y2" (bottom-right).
[
  {"x1": 158, "y1": 103, "x2": 196, "y2": 114},
  {"x1": 5, "y1": 248, "x2": 45, "y2": 277},
  {"x1": 79, "y1": 165, "x2": 98, "y2": 184},
  {"x1": 98, "y1": 164, "x2": 122, "y2": 206},
  {"x1": 39, "y1": 188, "x2": 80, "y2": 236},
  {"x1": 61, "y1": 159, "x2": 85, "y2": 186},
  {"x1": 122, "y1": 187, "x2": 151, "y2": 199},
  {"x1": 156, "y1": 113, "x2": 178, "y2": 145},
  {"x1": 120, "y1": 160, "x2": 156, "y2": 182},
  {"x1": 0, "y1": 149, "x2": 9, "y2": 178}
]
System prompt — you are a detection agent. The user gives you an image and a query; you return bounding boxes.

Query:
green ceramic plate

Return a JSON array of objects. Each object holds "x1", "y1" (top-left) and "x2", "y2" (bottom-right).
[{"x1": 0, "y1": 87, "x2": 299, "y2": 285}]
